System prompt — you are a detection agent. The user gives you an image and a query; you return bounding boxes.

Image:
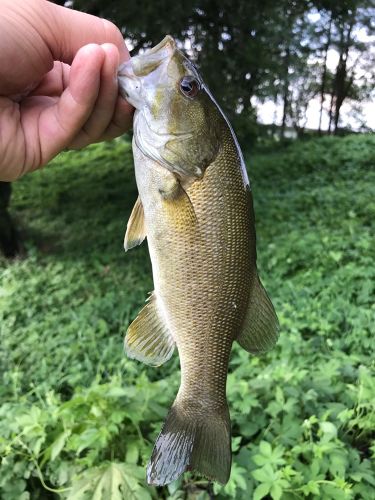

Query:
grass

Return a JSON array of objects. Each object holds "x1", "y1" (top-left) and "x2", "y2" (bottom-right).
[{"x1": 0, "y1": 133, "x2": 374, "y2": 499}]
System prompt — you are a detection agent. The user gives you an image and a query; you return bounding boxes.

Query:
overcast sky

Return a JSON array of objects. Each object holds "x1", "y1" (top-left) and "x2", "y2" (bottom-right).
[
  {"x1": 257, "y1": 17, "x2": 375, "y2": 132},
  {"x1": 256, "y1": 59, "x2": 375, "y2": 131}
]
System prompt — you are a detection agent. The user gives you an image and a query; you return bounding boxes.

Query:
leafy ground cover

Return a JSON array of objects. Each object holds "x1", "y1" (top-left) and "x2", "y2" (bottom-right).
[{"x1": 0, "y1": 134, "x2": 374, "y2": 499}]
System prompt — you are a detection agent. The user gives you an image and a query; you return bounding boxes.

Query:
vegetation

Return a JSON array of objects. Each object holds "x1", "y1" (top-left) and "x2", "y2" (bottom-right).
[
  {"x1": 0, "y1": 133, "x2": 374, "y2": 499},
  {"x1": 74, "y1": 0, "x2": 375, "y2": 136}
]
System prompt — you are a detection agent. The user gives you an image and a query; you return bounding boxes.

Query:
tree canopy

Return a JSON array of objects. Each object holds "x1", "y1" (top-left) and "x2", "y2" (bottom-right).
[{"x1": 72, "y1": 0, "x2": 375, "y2": 136}]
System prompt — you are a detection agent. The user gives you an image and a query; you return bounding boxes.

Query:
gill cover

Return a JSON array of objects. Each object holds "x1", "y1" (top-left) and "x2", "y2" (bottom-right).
[{"x1": 118, "y1": 36, "x2": 221, "y2": 181}]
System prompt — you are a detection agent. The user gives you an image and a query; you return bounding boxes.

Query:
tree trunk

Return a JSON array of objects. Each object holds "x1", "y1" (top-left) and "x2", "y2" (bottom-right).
[
  {"x1": 281, "y1": 46, "x2": 290, "y2": 139},
  {"x1": 328, "y1": 92, "x2": 334, "y2": 134},
  {"x1": 333, "y1": 25, "x2": 354, "y2": 134},
  {"x1": 0, "y1": 182, "x2": 19, "y2": 258},
  {"x1": 331, "y1": 11, "x2": 355, "y2": 134},
  {"x1": 318, "y1": 16, "x2": 332, "y2": 135}
]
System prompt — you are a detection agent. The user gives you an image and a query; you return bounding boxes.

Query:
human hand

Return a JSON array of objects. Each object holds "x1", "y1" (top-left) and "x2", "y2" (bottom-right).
[{"x1": 0, "y1": 0, "x2": 133, "y2": 181}]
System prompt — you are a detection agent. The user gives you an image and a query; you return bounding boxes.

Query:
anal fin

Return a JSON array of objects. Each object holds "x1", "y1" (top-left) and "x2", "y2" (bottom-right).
[
  {"x1": 237, "y1": 276, "x2": 279, "y2": 354},
  {"x1": 124, "y1": 196, "x2": 146, "y2": 251},
  {"x1": 125, "y1": 292, "x2": 175, "y2": 366}
]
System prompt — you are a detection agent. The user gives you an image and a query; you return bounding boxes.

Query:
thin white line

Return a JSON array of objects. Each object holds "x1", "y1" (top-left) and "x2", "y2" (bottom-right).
[{"x1": 203, "y1": 85, "x2": 250, "y2": 189}]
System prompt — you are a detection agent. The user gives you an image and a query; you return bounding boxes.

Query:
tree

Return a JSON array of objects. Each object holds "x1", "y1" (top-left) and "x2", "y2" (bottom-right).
[
  {"x1": 318, "y1": 13, "x2": 333, "y2": 134},
  {"x1": 71, "y1": 0, "x2": 374, "y2": 136},
  {"x1": 313, "y1": 0, "x2": 374, "y2": 133},
  {"x1": 0, "y1": 182, "x2": 19, "y2": 258}
]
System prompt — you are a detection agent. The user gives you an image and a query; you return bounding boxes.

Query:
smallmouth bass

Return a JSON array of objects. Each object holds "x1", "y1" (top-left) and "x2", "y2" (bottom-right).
[{"x1": 118, "y1": 36, "x2": 279, "y2": 486}]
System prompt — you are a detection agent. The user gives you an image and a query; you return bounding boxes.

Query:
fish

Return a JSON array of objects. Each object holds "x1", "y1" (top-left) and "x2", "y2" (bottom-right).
[{"x1": 118, "y1": 35, "x2": 279, "y2": 486}]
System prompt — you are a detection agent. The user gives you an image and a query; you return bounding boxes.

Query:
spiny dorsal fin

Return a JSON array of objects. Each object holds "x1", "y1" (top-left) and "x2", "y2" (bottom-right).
[
  {"x1": 125, "y1": 292, "x2": 175, "y2": 366},
  {"x1": 237, "y1": 276, "x2": 279, "y2": 354},
  {"x1": 124, "y1": 196, "x2": 146, "y2": 251}
]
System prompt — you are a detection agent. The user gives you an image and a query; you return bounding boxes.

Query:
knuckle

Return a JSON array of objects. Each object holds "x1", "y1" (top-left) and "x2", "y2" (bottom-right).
[{"x1": 102, "y1": 19, "x2": 124, "y2": 48}]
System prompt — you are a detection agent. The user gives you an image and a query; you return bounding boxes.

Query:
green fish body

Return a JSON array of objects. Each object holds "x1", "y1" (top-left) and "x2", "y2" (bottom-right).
[{"x1": 118, "y1": 35, "x2": 278, "y2": 486}]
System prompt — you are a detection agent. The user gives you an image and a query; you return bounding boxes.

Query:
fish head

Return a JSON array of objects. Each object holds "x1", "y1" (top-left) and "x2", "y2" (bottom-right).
[{"x1": 118, "y1": 36, "x2": 222, "y2": 179}]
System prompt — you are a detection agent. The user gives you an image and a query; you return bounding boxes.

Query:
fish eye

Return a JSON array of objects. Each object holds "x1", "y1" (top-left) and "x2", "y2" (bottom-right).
[{"x1": 180, "y1": 76, "x2": 200, "y2": 98}]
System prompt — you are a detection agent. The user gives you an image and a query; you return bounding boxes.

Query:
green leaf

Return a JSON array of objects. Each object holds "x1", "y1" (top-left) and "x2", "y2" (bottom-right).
[
  {"x1": 252, "y1": 464, "x2": 274, "y2": 483},
  {"x1": 307, "y1": 480, "x2": 320, "y2": 495},
  {"x1": 68, "y1": 462, "x2": 151, "y2": 500},
  {"x1": 329, "y1": 251, "x2": 343, "y2": 263},
  {"x1": 319, "y1": 422, "x2": 337, "y2": 442},
  {"x1": 50, "y1": 431, "x2": 71, "y2": 461},
  {"x1": 270, "y1": 483, "x2": 282, "y2": 500},
  {"x1": 259, "y1": 441, "x2": 272, "y2": 457},
  {"x1": 253, "y1": 483, "x2": 270, "y2": 500},
  {"x1": 126, "y1": 442, "x2": 139, "y2": 465}
]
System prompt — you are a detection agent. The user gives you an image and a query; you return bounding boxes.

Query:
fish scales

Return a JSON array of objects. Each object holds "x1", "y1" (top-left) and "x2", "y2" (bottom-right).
[
  {"x1": 139, "y1": 129, "x2": 253, "y2": 406},
  {"x1": 118, "y1": 35, "x2": 279, "y2": 486}
]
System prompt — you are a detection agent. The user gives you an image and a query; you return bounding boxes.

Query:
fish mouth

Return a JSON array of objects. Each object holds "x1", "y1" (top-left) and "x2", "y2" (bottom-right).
[
  {"x1": 118, "y1": 60, "x2": 135, "y2": 80},
  {"x1": 118, "y1": 36, "x2": 176, "y2": 104},
  {"x1": 145, "y1": 35, "x2": 176, "y2": 55},
  {"x1": 119, "y1": 35, "x2": 176, "y2": 80},
  {"x1": 117, "y1": 61, "x2": 134, "y2": 100}
]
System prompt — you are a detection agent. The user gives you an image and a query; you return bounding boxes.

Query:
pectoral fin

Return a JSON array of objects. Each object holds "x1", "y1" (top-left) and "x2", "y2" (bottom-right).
[
  {"x1": 237, "y1": 276, "x2": 279, "y2": 354},
  {"x1": 158, "y1": 175, "x2": 197, "y2": 226},
  {"x1": 125, "y1": 292, "x2": 175, "y2": 366},
  {"x1": 124, "y1": 196, "x2": 146, "y2": 251}
]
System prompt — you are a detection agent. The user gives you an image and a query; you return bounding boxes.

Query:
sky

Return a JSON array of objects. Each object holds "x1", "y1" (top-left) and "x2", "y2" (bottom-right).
[
  {"x1": 256, "y1": 25, "x2": 375, "y2": 132},
  {"x1": 256, "y1": 97, "x2": 375, "y2": 131}
]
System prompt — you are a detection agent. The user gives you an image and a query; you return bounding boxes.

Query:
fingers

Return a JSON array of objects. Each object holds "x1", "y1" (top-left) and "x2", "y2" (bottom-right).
[
  {"x1": 46, "y1": 1, "x2": 130, "y2": 64},
  {"x1": 102, "y1": 95, "x2": 134, "y2": 141},
  {"x1": 0, "y1": 0, "x2": 130, "y2": 96},
  {"x1": 29, "y1": 62, "x2": 71, "y2": 98},
  {"x1": 36, "y1": 43, "x2": 133, "y2": 164},
  {"x1": 0, "y1": 1, "x2": 134, "y2": 179},
  {"x1": 68, "y1": 44, "x2": 134, "y2": 149},
  {"x1": 37, "y1": 44, "x2": 105, "y2": 163},
  {"x1": 68, "y1": 43, "x2": 120, "y2": 149}
]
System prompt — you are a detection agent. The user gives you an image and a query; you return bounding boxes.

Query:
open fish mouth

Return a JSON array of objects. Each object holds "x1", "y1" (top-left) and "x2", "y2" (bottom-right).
[
  {"x1": 118, "y1": 37, "x2": 175, "y2": 106},
  {"x1": 119, "y1": 35, "x2": 175, "y2": 80},
  {"x1": 144, "y1": 35, "x2": 176, "y2": 55}
]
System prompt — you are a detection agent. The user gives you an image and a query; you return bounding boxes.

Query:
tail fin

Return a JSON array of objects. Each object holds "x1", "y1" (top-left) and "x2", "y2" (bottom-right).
[{"x1": 147, "y1": 402, "x2": 231, "y2": 486}]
